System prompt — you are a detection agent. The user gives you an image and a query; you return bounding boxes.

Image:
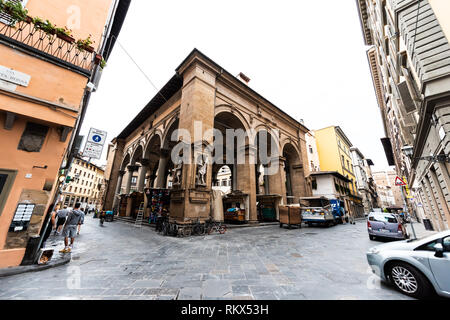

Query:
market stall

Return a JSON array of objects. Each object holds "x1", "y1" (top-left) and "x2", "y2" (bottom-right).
[
  {"x1": 145, "y1": 188, "x2": 171, "y2": 224},
  {"x1": 257, "y1": 194, "x2": 282, "y2": 222},
  {"x1": 223, "y1": 191, "x2": 248, "y2": 224}
]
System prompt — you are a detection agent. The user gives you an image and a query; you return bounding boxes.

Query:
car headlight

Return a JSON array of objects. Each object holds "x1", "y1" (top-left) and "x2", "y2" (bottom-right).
[{"x1": 368, "y1": 247, "x2": 380, "y2": 254}]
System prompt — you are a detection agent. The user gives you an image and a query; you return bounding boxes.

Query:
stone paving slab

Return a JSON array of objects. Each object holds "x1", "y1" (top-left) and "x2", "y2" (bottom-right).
[{"x1": 0, "y1": 215, "x2": 427, "y2": 300}]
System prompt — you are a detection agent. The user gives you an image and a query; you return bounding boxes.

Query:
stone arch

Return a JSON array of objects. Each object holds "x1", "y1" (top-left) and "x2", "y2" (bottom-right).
[
  {"x1": 215, "y1": 105, "x2": 251, "y2": 132},
  {"x1": 280, "y1": 138, "x2": 302, "y2": 160},
  {"x1": 282, "y1": 142, "x2": 306, "y2": 204},
  {"x1": 120, "y1": 152, "x2": 131, "y2": 171},
  {"x1": 161, "y1": 114, "x2": 180, "y2": 150},
  {"x1": 131, "y1": 144, "x2": 144, "y2": 165}
]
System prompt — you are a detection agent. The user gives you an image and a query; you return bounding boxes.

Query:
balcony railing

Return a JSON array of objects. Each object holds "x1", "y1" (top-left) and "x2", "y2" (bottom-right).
[{"x1": 0, "y1": 20, "x2": 95, "y2": 75}]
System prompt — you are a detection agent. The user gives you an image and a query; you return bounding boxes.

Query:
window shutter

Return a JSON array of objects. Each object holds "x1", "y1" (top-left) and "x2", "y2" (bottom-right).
[{"x1": 0, "y1": 0, "x2": 29, "y2": 25}]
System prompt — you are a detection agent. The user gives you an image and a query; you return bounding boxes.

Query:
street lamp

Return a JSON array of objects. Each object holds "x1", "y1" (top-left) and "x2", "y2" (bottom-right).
[{"x1": 402, "y1": 146, "x2": 449, "y2": 163}]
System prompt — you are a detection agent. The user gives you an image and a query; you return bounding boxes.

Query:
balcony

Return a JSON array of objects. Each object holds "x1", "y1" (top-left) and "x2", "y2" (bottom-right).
[{"x1": 0, "y1": 19, "x2": 96, "y2": 76}]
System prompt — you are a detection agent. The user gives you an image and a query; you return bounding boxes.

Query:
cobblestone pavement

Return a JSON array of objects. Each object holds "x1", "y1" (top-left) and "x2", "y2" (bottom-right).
[{"x1": 0, "y1": 216, "x2": 432, "y2": 300}]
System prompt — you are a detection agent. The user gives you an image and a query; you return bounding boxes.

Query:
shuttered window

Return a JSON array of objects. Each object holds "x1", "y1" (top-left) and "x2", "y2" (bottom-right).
[
  {"x1": 18, "y1": 122, "x2": 49, "y2": 152},
  {"x1": 0, "y1": 0, "x2": 29, "y2": 25}
]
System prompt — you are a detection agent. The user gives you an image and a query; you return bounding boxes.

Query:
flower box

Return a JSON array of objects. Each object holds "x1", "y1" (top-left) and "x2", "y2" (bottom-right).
[
  {"x1": 56, "y1": 31, "x2": 75, "y2": 43},
  {"x1": 94, "y1": 53, "x2": 102, "y2": 64}
]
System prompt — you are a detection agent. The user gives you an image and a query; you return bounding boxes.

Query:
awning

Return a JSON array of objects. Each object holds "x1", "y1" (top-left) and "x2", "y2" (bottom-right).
[{"x1": 380, "y1": 138, "x2": 396, "y2": 166}]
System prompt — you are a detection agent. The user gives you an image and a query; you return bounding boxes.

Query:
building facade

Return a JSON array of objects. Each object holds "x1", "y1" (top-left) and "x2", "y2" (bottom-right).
[
  {"x1": 305, "y1": 131, "x2": 321, "y2": 173},
  {"x1": 103, "y1": 49, "x2": 311, "y2": 227},
  {"x1": 309, "y1": 171, "x2": 352, "y2": 202},
  {"x1": 61, "y1": 156, "x2": 105, "y2": 210},
  {"x1": 0, "y1": 0, "x2": 129, "y2": 268},
  {"x1": 356, "y1": 0, "x2": 450, "y2": 230},
  {"x1": 373, "y1": 170, "x2": 404, "y2": 209},
  {"x1": 314, "y1": 126, "x2": 365, "y2": 217},
  {"x1": 212, "y1": 165, "x2": 232, "y2": 194},
  {"x1": 350, "y1": 147, "x2": 378, "y2": 213}
]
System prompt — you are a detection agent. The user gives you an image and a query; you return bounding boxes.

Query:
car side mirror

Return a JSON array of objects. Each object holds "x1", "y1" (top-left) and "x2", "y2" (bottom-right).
[{"x1": 434, "y1": 243, "x2": 444, "y2": 258}]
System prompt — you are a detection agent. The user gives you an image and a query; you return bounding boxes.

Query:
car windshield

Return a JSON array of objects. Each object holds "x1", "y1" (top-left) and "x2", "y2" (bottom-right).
[{"x1": 369, "y1": 214, "x2": 397, "y2": 223}]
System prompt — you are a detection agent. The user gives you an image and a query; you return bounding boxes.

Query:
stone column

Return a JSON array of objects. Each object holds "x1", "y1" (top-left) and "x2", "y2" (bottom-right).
[
  {"x1": 155, "y1": 149, "x2": 170, "y2": 188},
  {"x1": 125, "y1": 165, "x2": 139, "y2": 194},
  {"x1": 237, "y1": 145, "x2": 257, "y2": 223},
  {"x1": 268, "y1": 156, "x2": 287, "y2": 204},
  {"x1": 137, "y1": 159, "x2": 150, "y2": 192},
  {"x1": 112, "y1": 170, "x2": 126, "y2": 210}
]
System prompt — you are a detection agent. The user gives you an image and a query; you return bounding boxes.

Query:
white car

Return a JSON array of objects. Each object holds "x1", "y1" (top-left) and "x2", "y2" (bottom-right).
[{"x1": 367, "y1": 230, "x2": 450, "y2": 299}]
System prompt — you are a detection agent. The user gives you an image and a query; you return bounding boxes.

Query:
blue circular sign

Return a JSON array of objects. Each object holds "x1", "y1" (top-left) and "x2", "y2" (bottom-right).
[{"x1": 92, "y1": 135, "x2": 102, "y2": 143}]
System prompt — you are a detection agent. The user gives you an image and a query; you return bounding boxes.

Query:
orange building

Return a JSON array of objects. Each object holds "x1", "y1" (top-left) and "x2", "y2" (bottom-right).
[{"x1": 0, "y1": 0, "x2": 130, "y2": 268}]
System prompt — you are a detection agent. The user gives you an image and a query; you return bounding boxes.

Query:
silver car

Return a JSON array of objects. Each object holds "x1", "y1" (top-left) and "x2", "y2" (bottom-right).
[
  {"x1": 367, "y1": 230, "x2": 450, "y2": 299},
  {"x1": 367, "y1": 212, "x2": 408, "y2": 241}
]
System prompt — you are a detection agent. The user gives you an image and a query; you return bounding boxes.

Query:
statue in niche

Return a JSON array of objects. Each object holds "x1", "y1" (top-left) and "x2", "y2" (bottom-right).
[
  {"x1": 196, "y1": 154, "x2": 208, "y2": 187},
  {"x1": 173, "y1": 159, "x2": 183, "y2": 186}
]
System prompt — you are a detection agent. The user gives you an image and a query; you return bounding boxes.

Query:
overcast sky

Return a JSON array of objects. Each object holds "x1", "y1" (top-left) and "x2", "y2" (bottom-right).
[{"x1": 80, "y1": 0, "x2": 393, "y2": 173}]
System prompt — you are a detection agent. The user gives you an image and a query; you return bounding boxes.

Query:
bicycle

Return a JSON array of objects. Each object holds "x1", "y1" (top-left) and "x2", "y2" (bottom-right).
[{"x1": 205, "y1": 218, "x2": 227, "y2": 235}]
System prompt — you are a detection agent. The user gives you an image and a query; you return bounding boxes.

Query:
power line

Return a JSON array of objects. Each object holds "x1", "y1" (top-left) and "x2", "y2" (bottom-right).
[{"x1": 107, "y1": 35, "x2": 168, "y2": 103}]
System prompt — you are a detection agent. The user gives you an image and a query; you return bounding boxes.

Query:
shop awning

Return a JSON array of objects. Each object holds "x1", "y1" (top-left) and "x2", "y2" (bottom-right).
[{"x1": 381, "y1": 138, "x2": 396, "y2": 166}]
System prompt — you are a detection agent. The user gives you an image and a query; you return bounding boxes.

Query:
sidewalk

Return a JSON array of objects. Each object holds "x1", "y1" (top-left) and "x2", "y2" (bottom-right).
[
  {"x1": 0, "y1": 233, "x2": 71, "y2": 278},
  {"x1": 405, "y1": 220, "x2": 438, "y2": 239}
]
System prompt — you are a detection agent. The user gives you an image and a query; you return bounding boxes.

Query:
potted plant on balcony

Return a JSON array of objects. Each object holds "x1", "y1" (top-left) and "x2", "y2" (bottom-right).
[
  {"x1": 55, "y1": 26, "x2": 75, "y2": 43},
  {"x1": 33, "y1": 17, "x2": 56, "y2": 36},
  {"x1": 2, "y1": 0, "x2": 29, "y2": 24},
  {"x1": 76, "y1": 35, "x2": 95, "y2": 53},
  {"x1": 94, "y1": 53, "x2": 102, "y2": 64}
]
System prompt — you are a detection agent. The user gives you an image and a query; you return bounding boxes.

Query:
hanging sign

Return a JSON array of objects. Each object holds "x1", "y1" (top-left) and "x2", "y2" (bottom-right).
[
  {"x1": 403, "y1": 176, "x2": 413, "y2": 199},
  {"x1": 82, "y1": 128, "x2": 107, "y2": 159}
]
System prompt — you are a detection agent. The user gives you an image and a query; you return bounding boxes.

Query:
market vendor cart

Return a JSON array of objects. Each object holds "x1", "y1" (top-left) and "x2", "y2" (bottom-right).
[{"x1": 279, "y1": 205, "x2": 302, "y2": 229}]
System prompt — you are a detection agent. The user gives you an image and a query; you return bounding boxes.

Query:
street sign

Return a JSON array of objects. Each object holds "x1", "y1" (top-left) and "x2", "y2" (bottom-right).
[
  {"x1": 395, "y1": 176, "x2": 406, "y2": 186},
  {"x1": 403, "y1": 175, "x2": 413, "y2": 199},
  {"x1": 83, "y1": 128, "x2": 107, "y2": 160},
  {"x1": 87, "y1": 128, "x2": 107, "y2": 146},
  {"x1": 83, "y1": 142, "x2": 104, "y2": 159}
]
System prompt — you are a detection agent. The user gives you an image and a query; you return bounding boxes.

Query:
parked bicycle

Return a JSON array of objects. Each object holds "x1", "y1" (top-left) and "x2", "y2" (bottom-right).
[{"x1": 205, "y1": 218, "x2": 227, "y2": 234}]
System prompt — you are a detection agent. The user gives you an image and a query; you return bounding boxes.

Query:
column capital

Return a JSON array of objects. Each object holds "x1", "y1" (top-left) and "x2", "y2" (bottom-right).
[
  {"x1": 127, "y1": 165, "x2": 139, "y2": 172},
  {"x1": 139, "y1": 158, "x2": 151, "y2": 167},
  {"x1": 119, "y1": 170, "x2": 126, "y2": 176}
]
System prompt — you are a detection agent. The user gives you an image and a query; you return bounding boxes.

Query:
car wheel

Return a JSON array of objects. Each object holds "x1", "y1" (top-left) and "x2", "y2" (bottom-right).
[
  {"x1": 369, "y1": 235, "x2": 375, "y2": 240},
  {"x1": 388, "y1": 262, "x2": 434, "y2": 299}
]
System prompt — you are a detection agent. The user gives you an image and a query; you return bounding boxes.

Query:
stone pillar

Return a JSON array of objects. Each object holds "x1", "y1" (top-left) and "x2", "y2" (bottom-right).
[
  {"x1": 155, "y1": 149, "x2": 170, "y2": 188},
  {"x1": 169, "y1": 57, "x2": 216, "y2": 224},
  {"x1": 237, "y1": 145, "x2": 257, "y2": 223},
  {"x1": 268, "y1": 156, "x2": 287, "y2": 204},
  {"x1": 112, "y1": 170, "x2": 125, "y2": 210},
  {"x1": 125, "y1": 165, "x2": 139, "y2": 194},
  {"x1": 290, "y1": 163, "x2": 307, "y2": 203},
  {"x1": 137, "y1": 159, "x2": 150, "y2": 192}
]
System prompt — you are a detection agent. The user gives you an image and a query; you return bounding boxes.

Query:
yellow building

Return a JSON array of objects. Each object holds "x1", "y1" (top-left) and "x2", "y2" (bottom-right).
[
  {"x1": 313, "y1": 126, "x2": 364, "y2": 217},
  {"x1": 61, "y1": 156, "x2": 105, "y2": 210}
]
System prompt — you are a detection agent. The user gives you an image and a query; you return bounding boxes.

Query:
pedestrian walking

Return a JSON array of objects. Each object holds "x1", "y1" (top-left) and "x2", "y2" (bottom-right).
[
  {"x1": 56, "y1": 205, "x2": 70, "y2": 235},
  {"x1": 59, "y1": 202, "x2": 84, "y2": 253},
  {"x1": 77, "y1": 207, "x2": 85, "y2": 235}
]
